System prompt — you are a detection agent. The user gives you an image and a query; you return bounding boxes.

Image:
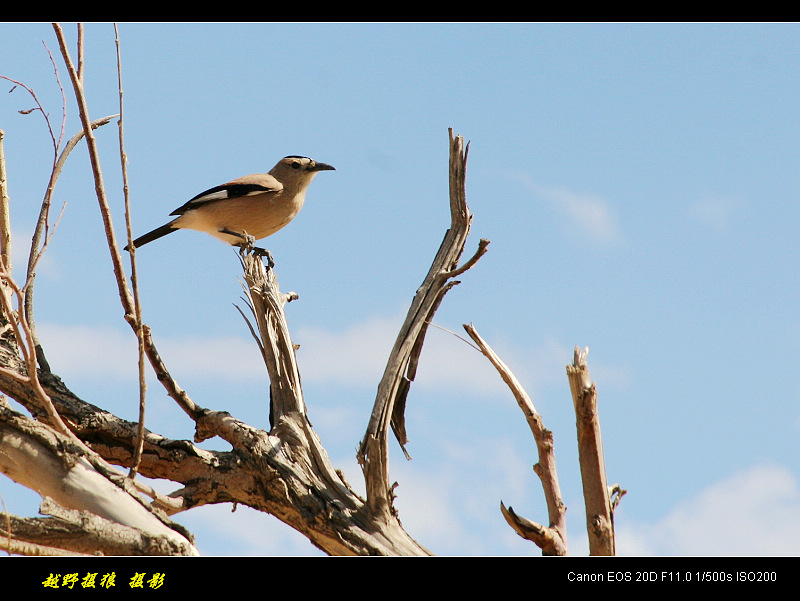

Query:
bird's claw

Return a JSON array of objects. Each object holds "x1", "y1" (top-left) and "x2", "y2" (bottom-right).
[
  {"x1": 237, "y1": 240, "x2": 274, "y2": 268},
  {"x1": 253, "y1": 246, "x2": 275, "y2": 269}
]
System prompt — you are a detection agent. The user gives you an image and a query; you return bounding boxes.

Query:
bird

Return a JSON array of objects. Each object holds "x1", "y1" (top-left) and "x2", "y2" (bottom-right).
[{"x1": 126, "y1": 156, "x2": 334, "y2": 262}]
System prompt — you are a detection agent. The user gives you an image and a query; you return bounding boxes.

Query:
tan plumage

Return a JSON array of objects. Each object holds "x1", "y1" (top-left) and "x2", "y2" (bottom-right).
[{"x1": 127, "y1": 156, "x2": 334, "y2": 251}]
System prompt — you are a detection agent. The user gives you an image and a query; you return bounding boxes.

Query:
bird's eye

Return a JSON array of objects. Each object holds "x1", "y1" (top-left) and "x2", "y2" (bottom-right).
[{"x1": 291, "y1": 162, "x2": 301, "y2": 169}]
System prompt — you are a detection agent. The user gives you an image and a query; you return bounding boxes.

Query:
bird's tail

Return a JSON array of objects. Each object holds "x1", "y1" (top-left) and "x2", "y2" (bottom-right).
[{"x1": 125, "y1": 222, "x2": 177, "y2": 251}]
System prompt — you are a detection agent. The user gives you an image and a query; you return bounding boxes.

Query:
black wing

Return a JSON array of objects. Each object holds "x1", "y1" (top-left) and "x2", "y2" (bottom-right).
[{"x1": 170, "y1": 182, "x2": 278, "y2": 216}]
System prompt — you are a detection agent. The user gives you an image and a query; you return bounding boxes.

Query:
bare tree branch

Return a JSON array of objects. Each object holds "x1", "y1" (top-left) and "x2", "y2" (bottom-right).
[
  {"x1": 112, "y1": 23, "x2": 147, "y2": 479},
  {"x1": 239, "y1": 252, "x2": 305, "y2": 427},
  {"x1": 51, "y1": 23, "x2": 204, "y2": 466},
  {"x1": 1, "y1": 497, "x2": 193, "y2": 556},
  {"x1": 2, "y1": 64, "x2": 66, "y2": 373},
  {"x1": 500, "y1": 502, "x2": 566, "y2": 555},
  {"x1": 235, "y1": 250, "x2": 431, "y2": 554},
  {"x1": 566, "y1": 346, "x2": 617, "y2": 555},
  {"x1": 0, "y1": 266, "x2": 77, "y2": 441},
  {"x1": 358, "y1": 129, "x2": 487, "y2": 521},
  {"x1": 0, "y1": 243, "x2": 430, "y2": 554},
  {"x1": 464, "y1": 323, "x2": 568, "y2": 555},
  {"x1": 0, "y1": 398, "x2": 197, "y2": 554},
  {"x1": 52, "y1": 23, "x2": 137, "y2": 324},
  {"x1": 23, "y1": 115, "x2": 117, "y2": 374},
  {"x1": 0, "y1": 130, "x2": 11, "y2": 276}
]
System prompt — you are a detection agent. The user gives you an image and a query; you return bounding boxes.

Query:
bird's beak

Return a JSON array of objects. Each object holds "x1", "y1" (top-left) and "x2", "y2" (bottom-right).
[{"x1": 312, "y1": 162, "x2": 335, "y2": 172}]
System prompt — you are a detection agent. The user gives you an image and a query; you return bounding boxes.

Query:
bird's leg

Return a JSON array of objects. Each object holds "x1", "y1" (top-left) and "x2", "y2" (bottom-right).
[{"x1": 221, "y1": 228, "x2": 275, "y2": 268}]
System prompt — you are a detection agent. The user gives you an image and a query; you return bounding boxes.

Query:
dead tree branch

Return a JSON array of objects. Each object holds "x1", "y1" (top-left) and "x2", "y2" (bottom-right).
[
  {"x1": 232, "y1": 251, "x2": 431, "y2": 554},
  {"x1": 0, "y1": 497, "x2": 190, "y2": 556},
  {"x1": 53, "y1": 23, "x2": 137, "y2": 325},
  {"x1": 1, "y1": 66, "x2": 116, "y2": 372},
  {"x1": 112, "y1": 24, "x2": 147, "y2": 479},
  {"x1": 0, "y1": 398, "x2": 197, "y2": 555},
  {"x1": 358, "y1": 129, "x2": 488, "y2": 521},
  {"x1": 0, "y1": 130, "x2": 11, "y2": 275},
  {"x1": 566, "y1": 346, "x2": 617, "y2": 555},
  {"x1": 464, "y1": 323, "x2": 568, "y2": 555}
]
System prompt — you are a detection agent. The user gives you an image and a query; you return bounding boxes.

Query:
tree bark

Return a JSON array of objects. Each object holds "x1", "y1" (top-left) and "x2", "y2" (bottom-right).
[
  {"x1": 566, "y1": 346, "x2": 615, "y2": 556},
  {"x1": 0, "y1": 397, "x2": 197, "y2": 555}
]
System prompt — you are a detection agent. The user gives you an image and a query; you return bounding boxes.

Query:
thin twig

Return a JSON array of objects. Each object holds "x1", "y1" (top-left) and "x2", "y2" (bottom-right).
[
  {"x1": 425, "y1": 321, "x2": 481, "y2": 353},
  {"x1": 42, "y1": 41, "x2": 67, "y2": 154},
  {"x1": 141, "y1": 325, "x2": 200, "y2": 420},
  {"x1": 50, "y1": 24, "x2": 201, "y2": 453},
  {"x1": 444, "y1": 238, "x2": 490, "y2": 278},
  {"x1": 113, "y1": 24, "x2": 147, "y2": 480},
  {"x1": 52, "y1": 23, "x2": 136, "y2": 322},
  {"x1": 76, "y1": 24, "x2": 84, "y2": 84},
  {"x1": 0, "y1": 130, "x2": 11, "y2": 276},
  {"x1": 0, "y1": 269, "x2": 78, "y2": 442},
  {"x1": 0, "y1": 75, "x2": 60, "y2": 154},
  {"x1": 1, "y1": 65, "x2": 65, "y2": 372},
  {"x1": 19, "y1": 113, "x2": 117, "y2": 360},
  {"x1": 52, "y1": 115, "x2": 118, "y2": 192}
]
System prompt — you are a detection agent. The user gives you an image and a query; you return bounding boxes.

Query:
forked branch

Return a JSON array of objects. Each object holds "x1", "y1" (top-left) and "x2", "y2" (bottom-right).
[
  {"x1": 357, "y1": 130, "x2": 488, "y2": 521},
  {"x1": 233, "y1": 250, "x2": 430, "y2": 555}
]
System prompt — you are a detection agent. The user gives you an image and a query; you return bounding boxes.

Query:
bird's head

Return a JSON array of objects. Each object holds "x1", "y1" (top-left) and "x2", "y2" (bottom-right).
[{"x1": 270, "y1": 156, "x2": 335, "y2": 189}]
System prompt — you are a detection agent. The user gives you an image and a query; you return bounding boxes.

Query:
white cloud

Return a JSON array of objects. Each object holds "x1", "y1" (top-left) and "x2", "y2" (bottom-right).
[
  {"x1": 546, "y1": 186, "x2": 621, "y2": 244},
  {"x1": 295, "y1": 312, "x2": 503, "y2": 393},
  {"x1": 616, "y1": 464, "x2": 800, "y2": 556},
  {"x1": 296, "y1": 314, "x2": 572, "y2": 399},
  {"x1": 294, "y1": 314, "x2": 400, "y2": 387},
  {"x1": 158, "y1": 335, "x2": 266, "y2": 379},
  {"x1": 513, "y1": 174, "x2": 622, "y2": 244},
  {"x1": 36, "y1": 314, "x2": 595, "y2": 405},
  {"x1": 38, "y1": 322, "x2": 266, "y2": 381},
  {"x1": 35, "y1": 315, "x2": 403, "y2": 386},
  {"x1": 38, "y1": 323, "x2": 137, "y2": 378}
]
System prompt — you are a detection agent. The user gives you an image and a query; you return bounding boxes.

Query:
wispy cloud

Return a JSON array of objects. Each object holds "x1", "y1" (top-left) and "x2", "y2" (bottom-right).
[
  {"x1": 38, "y1": 314, "x2": 589, "y2": 401},
  {"x1": 513, "y1": 173, "x2": 622, "y2": 244},
  {"x1": 180, "y1": 504, "x2": 324, "y2": 556},
  {"x1": 294, "y1": 314, "x2": 400, "y2": 387},
  {"x1": 296, "y1": 314, "x2": 572, "y2": 399},
  {"x1": 35, "y1": 320, "x2": 614, "y2": 449},
  {"x1": 38, "y1": 322, "x2": 265, "y2": 381},
  {"x1": 296, "y1": 313, "x2": 514, "y2": 395}
]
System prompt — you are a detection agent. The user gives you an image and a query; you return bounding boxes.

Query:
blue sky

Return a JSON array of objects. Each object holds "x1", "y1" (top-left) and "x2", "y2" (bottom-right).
[{"x1": 2, "y1": 22, "x2": 800, "y2": 556}]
